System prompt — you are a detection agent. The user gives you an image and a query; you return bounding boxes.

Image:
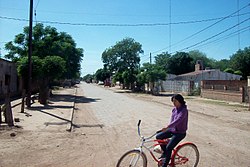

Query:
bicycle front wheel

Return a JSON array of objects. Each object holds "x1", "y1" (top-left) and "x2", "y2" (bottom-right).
[
  {"x1": 116, "y1": 149, "x2": 147, "y2": 167},
  {"x1": 172, "y1": 143, "x2": 199, "y2": 167}
]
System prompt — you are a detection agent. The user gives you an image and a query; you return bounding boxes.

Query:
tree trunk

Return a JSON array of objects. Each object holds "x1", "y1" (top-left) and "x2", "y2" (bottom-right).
[
  {"x1": 5, "y1": 88, "x2": 14, "y2": 126},
  {"x1": 39, "y1": 79, "x2": 49, "y2": 105},
  {"x1": 21, "y1": 89, "x2": 25, "y2": 113},
  {"x1": 0, "y1": 106, "x2": 2, "y2": 124},
  {"x1": 149, "y1": 82, "x2": 154, "y2": 93},
  {"x1": 130, "y1": 83, "x2": 135, "y2": 90}
]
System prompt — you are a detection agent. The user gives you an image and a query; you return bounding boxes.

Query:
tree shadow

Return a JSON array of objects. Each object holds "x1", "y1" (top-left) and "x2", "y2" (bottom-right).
[
  {"x1": 114, "y1": 90, "x2": 175, "y2": 97},
  {"x1": 50, "y1": 94, "x2": 101, "y2": 103},
  {"x1": 37, "y1": 109, "x2": 72, "y2": 124},
  {"x1": 73, "y1": 123, "x2": 104, "y2": 129},
  {"x1": 29, "y1": 105, "x2": 72, "y2": 111},
  {"x1": 26, "y1": 94, "x2": 102, "y2": 129},
  {"x1": 157, "y1": 93, "x2": 175, "y2": 97}
]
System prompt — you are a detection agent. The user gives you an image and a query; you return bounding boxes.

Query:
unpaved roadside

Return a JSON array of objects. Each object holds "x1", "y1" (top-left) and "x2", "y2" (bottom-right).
[{"x1": 0, "y1": 82, "x2": 249, "y2": 167}]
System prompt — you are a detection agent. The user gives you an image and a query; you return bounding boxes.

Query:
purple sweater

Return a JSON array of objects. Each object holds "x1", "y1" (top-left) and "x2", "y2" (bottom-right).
[{"x1": 168, "y1": 105, "x2": 188, "y2": 134}]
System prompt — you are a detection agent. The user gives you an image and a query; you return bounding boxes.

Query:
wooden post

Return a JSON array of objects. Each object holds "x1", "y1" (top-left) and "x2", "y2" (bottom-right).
[
  {"x1": 21, "y1": 89, "x2": 25, "y2": 113},
  {"x1": 5, "y1": 85, "x2": 14, "y2": 126},
  {"x1": 248, "y1": 76, "x2": 250, "y2": 111},
  {"x1": 0, "y1": 105, "x2": 2, "y2": 124},
  {"x1": 248, "y1": 88, "x2": 250, "y2": 111},
  {"x1": 239, "y1": 87, "x2": 244, "y2": 103}
]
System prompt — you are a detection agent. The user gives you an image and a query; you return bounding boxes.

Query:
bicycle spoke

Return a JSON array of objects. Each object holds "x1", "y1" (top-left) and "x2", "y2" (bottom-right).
[{"x1": 129, "y1": 153, "x2": 140, "y2": 166}]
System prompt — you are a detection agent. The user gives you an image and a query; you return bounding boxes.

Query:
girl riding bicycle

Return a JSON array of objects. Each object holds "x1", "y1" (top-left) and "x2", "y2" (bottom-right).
[{"x1": 156, "y1": 94, "x2": 188, "y2": 167}]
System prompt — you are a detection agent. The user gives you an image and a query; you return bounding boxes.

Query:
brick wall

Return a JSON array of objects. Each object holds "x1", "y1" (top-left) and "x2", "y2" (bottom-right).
[
  {"x1": 201, "y1": 89, "x2": 244, "y2": 103},
  {"x1": 201, "y1": 80, "x2": 248, "y2": 103},
  {"x1": 201, "y1": 80, "x2": 246, "y2": 89}
]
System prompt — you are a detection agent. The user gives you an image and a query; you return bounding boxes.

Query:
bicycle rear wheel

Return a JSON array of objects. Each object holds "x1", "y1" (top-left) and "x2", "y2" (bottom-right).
[
  {"x1": 172, "y1": 143, "x2": 199, "y2": 167},
  {"x1": 116, "y1": 149, "x2": 147, "y2": 167}
]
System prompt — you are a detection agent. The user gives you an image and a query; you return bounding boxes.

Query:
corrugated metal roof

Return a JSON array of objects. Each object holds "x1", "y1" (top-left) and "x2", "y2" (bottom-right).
[{"x1": 178, "y1": 69, "x2": 216, "y2": 77}]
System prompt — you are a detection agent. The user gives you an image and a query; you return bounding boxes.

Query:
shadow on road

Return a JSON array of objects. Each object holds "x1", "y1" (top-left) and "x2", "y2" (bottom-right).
[
  {"x1": 50, "y1": 94, "x2": 101, "y2": 104},
  {"x1": 73, "y1": 124, "x2": 104, "y2": 128}
]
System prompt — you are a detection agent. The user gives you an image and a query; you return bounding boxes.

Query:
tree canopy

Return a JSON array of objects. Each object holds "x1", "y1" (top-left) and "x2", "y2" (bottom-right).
[
  {"x1": 101, "y1": 37, "x2": 143, "y2": 88},
  {"x1": 154, "y1": 52, "x2": 171, "y2": 73},
  {"x1": 167, "y1": 52, "x2": 193, "y2": 75},
  {"x1": 229, "y1": 46, "x2": 250, "y2": 79},
  {"x1": 5, "y1": 23, "x2": 83, "y2": 79},
  {"x1": 5, "y1": 23, "x2": 83, "y2": 104}
]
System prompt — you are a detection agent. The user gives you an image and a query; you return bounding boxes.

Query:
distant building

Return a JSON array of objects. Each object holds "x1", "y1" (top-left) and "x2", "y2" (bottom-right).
[
  {"x1": 160, "y1": 60, "x2": 242, "y2": 94},
  {"x1": 172, "y1": 62, "x2": 242, "y2": 88}
]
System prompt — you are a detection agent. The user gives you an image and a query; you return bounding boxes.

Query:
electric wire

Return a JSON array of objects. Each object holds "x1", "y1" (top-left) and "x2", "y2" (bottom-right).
[
  {"x1": 191, "y1": 25, "x2": 250, "y2": 50},
  {"x1": 0, "y1": 12, "x2": 249, "y2": 27},
  {"x1": 34, "y1": 0, "x2": 41, "y2": 24},
  {"x1": 150, "y1": 3, "x2": 250, "y2": 55},
  {"x1": 175, "y1": 17, "x2": 250, "y2": 53},
  {"x1": 1, "y1": 3, "x2": 249, "y2": 61}
]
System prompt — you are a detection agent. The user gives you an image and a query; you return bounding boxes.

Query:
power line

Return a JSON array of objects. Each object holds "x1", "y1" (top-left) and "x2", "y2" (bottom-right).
[
  {"x1": 0, "y1": 12, "x2": 249, "y2": 27},
  {"x1": 150, "y1": 3, "x2": 250, "y2": 55},
  {"x1": 237, "y1": 0, "x2": 241, "y2": 49},
  {"x1": 193, "y1": 25, "x2": 250, "y2": 50},
  {"x1": 140, "y1": 57, "x2": 150, "y2": 64},
  {"x1": 35, "y1": 0, "x2": 41, "y2": 10},
  {"x1": 176, "y1": 17, "x2": 250, "y2": 53}
]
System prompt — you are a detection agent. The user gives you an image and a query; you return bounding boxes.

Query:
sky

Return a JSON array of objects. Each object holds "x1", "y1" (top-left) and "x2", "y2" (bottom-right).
[{"x1": 0, "y1": 0, "x2": 250, "y2": 77}]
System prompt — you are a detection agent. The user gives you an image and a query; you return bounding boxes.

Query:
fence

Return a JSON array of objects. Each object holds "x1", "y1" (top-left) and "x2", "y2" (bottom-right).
[
  {"x1": 201, "y1": 80, "x2": 248, "y2": 103},
  {"x1": 160, "y1": 80, "x2": 194, "y2": 95}
]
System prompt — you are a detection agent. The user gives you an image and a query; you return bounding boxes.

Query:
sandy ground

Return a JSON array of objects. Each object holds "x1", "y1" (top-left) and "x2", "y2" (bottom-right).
[{"x1": 0, "y1": 82, "x2": 250, "y2": 167}]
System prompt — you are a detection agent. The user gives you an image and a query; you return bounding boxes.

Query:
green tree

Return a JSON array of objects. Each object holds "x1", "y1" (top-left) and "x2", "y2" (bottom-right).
[
  {"x1": 234, "y1": 70, "x2": 243, "y2": 76},
  {"x1": 139, "y1": 63, "x2": 166, "y2": 94},
  {"x1": 5, "y1": 23, "x2": 83, "y2": 79},
  {"x1": 154, "y1": 52, "x2": 171, "y2": 73},
  {"x1": 17, "y1": 56, "x2": 66, "y2": 104},
  {"x1": 101, "y1": 37, "x2": 143, "y2": 89},
  {"x1": 188, "y1": 50, "x2": 215, "y2": 70},
  {"x1": 224, "y1": 68, "x2": 234, "y2": 74},
  {"x1": 213, "y1": 59, "x2": 230, "y2": 71},
  {"x1": 39, "y1": 56, "x2": 66, "y2": 104},
  {"x1": 122, "y1": 70, "x2": 138, "y2": 89},
  {"x1": 230, "y1": 47, "x2": 250, "y2": 79},
  {"x1": 17, "y1": 56, "x2": 43, "y2": 90},
  {"x1": 167, "y1": 52, "x2": 193, "y2": 75},
  {"x1": 95, "y1": 68, "x2": 110, "y2": 82},
  {"x1": 82, "y1": 74, "x2": 94, "y2": 83},
  {"x1": 5, "y1": 23, "x2": 82, "y2": 104}
]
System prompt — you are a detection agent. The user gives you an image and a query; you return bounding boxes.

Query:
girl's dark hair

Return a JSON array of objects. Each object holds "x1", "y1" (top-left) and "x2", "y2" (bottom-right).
[{"x1": 171, "y1": 94, "x2": 186, "y2": 105}]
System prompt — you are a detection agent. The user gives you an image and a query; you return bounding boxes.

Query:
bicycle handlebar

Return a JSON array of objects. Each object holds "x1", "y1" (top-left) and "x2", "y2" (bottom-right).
[
  {"x1": 137, "y1": 120, "x2": 158, "y2": 140},
  {"x1": 137, "y1": 120, "x2": 141, "y2": 127}
]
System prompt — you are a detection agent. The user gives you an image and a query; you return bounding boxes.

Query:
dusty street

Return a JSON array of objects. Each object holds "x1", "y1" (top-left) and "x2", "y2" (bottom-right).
[{"x1": 0, "y1": 82, "x2": 250, "y2": 167}]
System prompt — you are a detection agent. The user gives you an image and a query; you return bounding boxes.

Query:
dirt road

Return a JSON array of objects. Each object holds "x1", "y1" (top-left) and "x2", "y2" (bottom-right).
[{"x1": 0, "y1": 82, "x2": 250, "y2": 167}]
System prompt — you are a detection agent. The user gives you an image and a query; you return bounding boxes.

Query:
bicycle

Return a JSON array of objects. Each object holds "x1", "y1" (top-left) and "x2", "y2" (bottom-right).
[{"x1": 116, "y1": 120, "x2": 199, "y2": 167}]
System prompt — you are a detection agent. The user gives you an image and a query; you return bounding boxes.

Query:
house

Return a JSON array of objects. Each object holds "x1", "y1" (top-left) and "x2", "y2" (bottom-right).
[
  {"x1": 0, "y1": 58, "x2": 19, "y2": 101},
  {"x1": 171, "y1": 61, "x2": 241, "y2": 87},
  {"x1": 160, "y1": 61, "x2": 242, "y2": 94}
]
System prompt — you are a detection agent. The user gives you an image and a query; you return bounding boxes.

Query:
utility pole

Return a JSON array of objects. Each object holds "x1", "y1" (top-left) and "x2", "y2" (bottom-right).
[
  {"x1": 150, "y1": 52, "x2": 152, "y2": 64},
  {"x1": 169, "y1": 0, "x2": 172, "y2": 53},
  {"x1": 26, "y1": 0, "x2": 33, "y2": 107}
]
